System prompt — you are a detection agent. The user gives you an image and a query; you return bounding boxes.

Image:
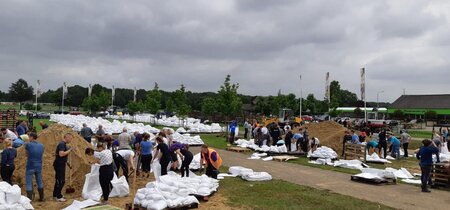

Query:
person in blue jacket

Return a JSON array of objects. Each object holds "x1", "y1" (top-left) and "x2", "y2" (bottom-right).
[
  {"x1": 25, "y1": 133, "x2": 45, "y2": 201},
  {"x1": 387, "y1": 132, "x2": 401, "y2": 159},
  {"x1": 1, "y1": 139, "x2": 17, "y2": 185},
  {"x1": 416, "y1": 139, "x2": 440, "y2": 193}
]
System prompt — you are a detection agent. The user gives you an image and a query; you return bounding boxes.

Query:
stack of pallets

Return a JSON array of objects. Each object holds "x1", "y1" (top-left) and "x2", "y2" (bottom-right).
[
  {"x1": 432, "y1": 163, "x2": 450, "y2": 188},
  {"x1": 0, "y1": 109, "x2": 17, "y2": 130}
]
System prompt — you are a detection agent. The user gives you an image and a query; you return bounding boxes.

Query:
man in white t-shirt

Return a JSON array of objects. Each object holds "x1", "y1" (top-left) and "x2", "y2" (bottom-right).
[
  {"x1": 118, "y1": 128, "x2": 132, "y2": 150},
  {"x1": 114, "y1": 149, "x2": 135, "y2": 182},
  {"x1": 1, "y1": 128, "x2": 18, "y2": 140}
]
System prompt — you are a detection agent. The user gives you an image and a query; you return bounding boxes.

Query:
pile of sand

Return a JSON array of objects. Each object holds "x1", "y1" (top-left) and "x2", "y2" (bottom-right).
[
  {"x1": 294, "y1": 121, "x2": 347, "y2": 155},
  {"x1": 13, "y1": 124, "x2": 94, "y2": 197}
]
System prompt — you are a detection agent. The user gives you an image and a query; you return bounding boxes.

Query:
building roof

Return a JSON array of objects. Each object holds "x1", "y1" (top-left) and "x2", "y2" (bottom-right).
[{"x1": 391, "y1": 94, "x2": 450, "y2": 109}]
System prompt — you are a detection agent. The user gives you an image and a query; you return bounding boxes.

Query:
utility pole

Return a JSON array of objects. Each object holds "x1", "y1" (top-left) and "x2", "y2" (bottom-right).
[{"x1": 299, "y1": 75, "x2": 302, "y2": 120}]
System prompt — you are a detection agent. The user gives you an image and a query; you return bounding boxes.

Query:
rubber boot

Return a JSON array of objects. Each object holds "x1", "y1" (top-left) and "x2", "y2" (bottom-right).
[
  {"x1": 38, "y1": 188, "x2": 45, "y2": 202},
  {"x1": 26, "y1": 191, "x2": 34, "y2": 201}
]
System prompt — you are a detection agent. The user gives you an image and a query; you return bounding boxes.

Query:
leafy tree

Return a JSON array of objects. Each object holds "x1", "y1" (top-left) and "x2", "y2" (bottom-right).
[
  {"x1": 82, "y1": 91, "x2": 111, "y2": 113},
  {"x1": 172, "y1": 85, "x2": 191, "y2": 117},
  {"x1": 127, "y1": 101, "x2": 145, "y2": 115},
  {"x1": 0, "y1": 90, "x2": 9, "y2": 101},
  {"x1": 217, "y1": 75, "x2": 242, "y2": 119},
  {"x1": 66, "y1": 85, "x2": 88, "y2": 107},
  {"x1": 145, "y1": 83, "x2": 162, "y2": 114},
  {"x1": 201, "y1": 97, "x2": 217, "y2": 116},
  {"x1": 165, "y1": 98, "x2": 175, "y2": 113},
  {"x1": 329, "y1": 80, "x2": 358, "y2": 108},
  {"x1": 9, "y1": 79, "x2": 34, "y2": 109}
]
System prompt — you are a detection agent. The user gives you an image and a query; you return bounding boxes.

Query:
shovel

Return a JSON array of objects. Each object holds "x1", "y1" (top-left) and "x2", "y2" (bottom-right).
[{"x1": 65, "y1": 152, "x2": 75, "y2": 194}]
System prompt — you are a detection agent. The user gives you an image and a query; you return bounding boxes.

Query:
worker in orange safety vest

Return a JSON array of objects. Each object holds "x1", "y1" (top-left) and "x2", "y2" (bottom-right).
[{"x1": 200, "y1": 144, "x2": 222, "y2": 179}]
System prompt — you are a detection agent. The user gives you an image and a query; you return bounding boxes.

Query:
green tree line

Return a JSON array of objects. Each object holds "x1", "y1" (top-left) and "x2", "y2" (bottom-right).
[{"x1": 1, "y1": 77, "x2": 364, "y2": 119}]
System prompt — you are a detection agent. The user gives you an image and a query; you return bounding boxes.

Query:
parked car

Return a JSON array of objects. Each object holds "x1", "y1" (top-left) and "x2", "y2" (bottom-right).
[{"x1": 34, "y1": 112, "x2": 51, "y2": 119}]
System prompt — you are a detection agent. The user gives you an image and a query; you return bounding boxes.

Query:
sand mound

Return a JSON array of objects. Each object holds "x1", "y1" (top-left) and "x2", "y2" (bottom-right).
[
  {"x1": 13, "y1": 124, "x2": 94, "y2": 197},
  {"x1": 294, "y1": 121, "x2": 347, "y2": 155}
]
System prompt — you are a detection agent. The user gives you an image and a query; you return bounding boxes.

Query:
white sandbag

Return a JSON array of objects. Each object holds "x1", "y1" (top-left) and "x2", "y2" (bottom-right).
[
  {"x1": 0, "y1": 192, "x2": 5, "y2": 205},
  {"x1": 5, "y1": 185, "x2": 21, "y2": 205},
  {"x1": 352, "y1": 173, "x2": 385, "y2": 181},
  {"x1": 152, "y1": 161, "x2": 162, "y2": 182},
  {"x1": 148, "y1": 200, "x2": 168, "y2": 210},
  {"x1": 310, "y1": 146, "x2": 338, "y2": 159},
  {"x1": 333, "y1": 160, "x2": 368, "y2": 170},
  {"x1": 262, "y1": 156, "x2": 273, "y2": 161},
  {"x1": 110, "y1": 176, "x2": 129, "y2": 197},
  {"x1": 248, "y1": 156, "x2": 261, "y2": 160},
  {"x1": 62, "y1": 199, "x2": 99, "y2": 210},
  {"x1": 82, "y1": 173, "x2": 102, "y2": 201},
  {"x1": 241, "y1": 172, "x2": 272, "y2": 181},
  {"x1": 401, "y1": 179, "x2": 422, "y2": 185},
  {"x1": 19, "y1": 196, "x2": 33, "y2": 210}
]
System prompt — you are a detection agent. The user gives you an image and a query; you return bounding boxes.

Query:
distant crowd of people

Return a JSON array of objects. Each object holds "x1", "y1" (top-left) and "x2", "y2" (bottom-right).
[{"x1": 235, "y1": 119, "x2": 321, "y2": 154}]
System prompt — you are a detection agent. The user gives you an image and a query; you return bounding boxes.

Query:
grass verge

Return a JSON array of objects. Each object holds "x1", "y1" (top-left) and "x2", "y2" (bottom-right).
[{"x1": 219, "y1": 177, "x2": 395, "y2": 210}]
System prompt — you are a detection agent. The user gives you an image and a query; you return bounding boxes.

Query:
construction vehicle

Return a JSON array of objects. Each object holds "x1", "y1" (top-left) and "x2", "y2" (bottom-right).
[{"x1": 262, "y1": 108, "x2": 302, "y2": 128}]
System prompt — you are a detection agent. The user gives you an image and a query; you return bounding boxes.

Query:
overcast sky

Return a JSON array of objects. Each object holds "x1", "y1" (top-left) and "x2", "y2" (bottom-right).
[{"x1": 1, "y1": 0, "x2": 449, "y2": 102}]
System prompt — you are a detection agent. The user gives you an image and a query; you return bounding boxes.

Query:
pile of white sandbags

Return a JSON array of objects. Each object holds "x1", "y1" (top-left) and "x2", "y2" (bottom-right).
[
  {"x1": 50, "y1": 114, "x2": 160, "y2": 134},
  {"x1": 108, "y1": 114, "x2": 224, "y2": 133},
  {"x1": 134, "y1": 172, "x2": 219, "y2": 210},
  {"x1": 189, "y1": 153, "x2": 201, "y2": 170},
  {"x1": 172, "y1": 133, "x2": 204, "y2": 145},
  {"x1": 308, "y1": 146, "x2": 338, "y2": 159},
  {"x1": 366, "y1": 153, "x2": 391, "y2": 163},
  {"x1": 227, "y1": 166, "x2": 272, "y2": 181},
  {"x1": 235, "y1": 139, "x2": 288, "y2": 154},
  {"x1": 0, "y1": 182, "x2": 34, "y2": 210},
  {"x1": 82, "y1": 165, "x2": 129, "y2": 201}
]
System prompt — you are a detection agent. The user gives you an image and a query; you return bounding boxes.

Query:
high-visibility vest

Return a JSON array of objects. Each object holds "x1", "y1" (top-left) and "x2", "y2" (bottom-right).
[{"x1": 202, "y1": 149, "x2": 222, "y2": 169}]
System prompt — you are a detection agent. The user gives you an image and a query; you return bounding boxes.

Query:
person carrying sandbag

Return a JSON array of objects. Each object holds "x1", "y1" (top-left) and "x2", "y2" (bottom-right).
[
  {"x1": 85, "y1": 143, "x2": 114, "y2": 204},
  {"x1": 200, "y1": 144, "x2": 222, "y2": 179},
  {"x1": 25, "y1": 132, "x2": 45, "y2": 202}
]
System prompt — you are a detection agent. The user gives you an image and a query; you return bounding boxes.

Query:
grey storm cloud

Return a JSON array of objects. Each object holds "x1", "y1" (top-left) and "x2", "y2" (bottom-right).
[{"x1": 0, "y1": 0, "x2": 449, "y2": 102}]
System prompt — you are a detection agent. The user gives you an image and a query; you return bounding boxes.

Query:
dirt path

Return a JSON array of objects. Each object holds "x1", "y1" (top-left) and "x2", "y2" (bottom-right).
[{"x1": 191, "y1": 148, "x2": 450, "y2": 210}]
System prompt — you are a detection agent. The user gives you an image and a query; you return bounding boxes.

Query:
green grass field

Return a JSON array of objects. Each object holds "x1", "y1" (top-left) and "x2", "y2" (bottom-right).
[
  {"x1": 408, "y1": 130, "x2": 433, "y2": 139},
  {"x1": 219, "y1": 177, "x2": 394, "y2": 210}
]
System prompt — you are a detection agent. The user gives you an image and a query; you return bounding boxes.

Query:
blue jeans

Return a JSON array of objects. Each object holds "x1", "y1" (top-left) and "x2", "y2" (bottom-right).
[
  {"x1": 26, "y1": 168, "x2": 44, "y2": 191},
  {"x1": 391, "y1": 145, "x2": 401, "y2": 159}
]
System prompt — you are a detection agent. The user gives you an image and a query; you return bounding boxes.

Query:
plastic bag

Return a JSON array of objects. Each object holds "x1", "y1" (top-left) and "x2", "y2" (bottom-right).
[{"x1": 5, "y1": 185, "x2": 21, "y2": 205}]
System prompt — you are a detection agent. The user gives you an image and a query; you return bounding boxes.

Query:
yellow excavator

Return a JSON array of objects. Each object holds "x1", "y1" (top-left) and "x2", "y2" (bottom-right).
[{"x1": 262, "y1": 108, "x2": 302, "y2": 127}]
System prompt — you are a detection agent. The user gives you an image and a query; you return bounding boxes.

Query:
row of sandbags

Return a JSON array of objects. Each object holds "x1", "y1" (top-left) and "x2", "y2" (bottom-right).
[
  {"x1": 0, "y1": 182, "x2": 34, "y2": 210},
  {"x1": 134, "y1": 172, "x2": 219, "y2": 210},
  {"x1": 235, "y1": 139, "x2": 288, "y2": 154},
  {"x1": 108, "y1": 114, "x2": 224, "y2": 133},
  {"x1": 226, "y1": 166, "x2": 272, "y2": 181}
]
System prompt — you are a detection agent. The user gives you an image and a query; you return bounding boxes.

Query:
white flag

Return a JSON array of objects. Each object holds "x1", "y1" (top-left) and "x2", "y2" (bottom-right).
[
  {"x1": 325, "y1": 72, "x2": 330, "y2": 102},
  {"x1": 36, "y1": 80, "x2": 41, "y2": 97},
  {"x1": 133, "y1": 87, "x2": 137, "y2": 102},
  {"x1": 361, "y1": 68, "x2": 365, "y2": 101},
  {"x1": 112, "y1": 86, "x2": 115, "y2": 102},
  {"x1": 63, "y1": 82, "x2": 68, "y2": 99},
  {"x1": 88, "y1": 84, "x2": 92, "y2": 97}
]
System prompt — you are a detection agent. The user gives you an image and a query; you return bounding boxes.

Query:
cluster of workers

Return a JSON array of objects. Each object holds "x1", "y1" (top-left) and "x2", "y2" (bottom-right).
[
  {"x1": 80, "y1": 124, "x2": 222, "y2": 204},
  {"x1": 240, "y1": 120, "x2": 320, "y2": 153},
  {"x1": 0, "y1": 122, "x2": 223, "y2": 205},
  {"x1": 342, "y1": 125, "x2": 445, "y2": 193}
]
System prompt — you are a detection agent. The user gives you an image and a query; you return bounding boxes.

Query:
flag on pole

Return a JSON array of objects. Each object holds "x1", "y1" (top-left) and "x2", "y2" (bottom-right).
[
  {"x1": 112, "y1": 86, "x2": 115, "y2": 102},
  {"x1": 88, "y1": 84, "x2": 92, "y2": 97},
  {"x1": 133, "y1": 87, "x2": 137, "y2": 102},
  {"x1": 63, "y1": 82, "x2": 68, "y2": 99},
  {"x1": 360, "y1": 68, "x2": 365, "y2": 101},
  {"x1": 36, "y1": 80, "x2": 41, "y2": 97},
  {"x1": 325, "y1": 72, "x2": 330, "y2": 102}
]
